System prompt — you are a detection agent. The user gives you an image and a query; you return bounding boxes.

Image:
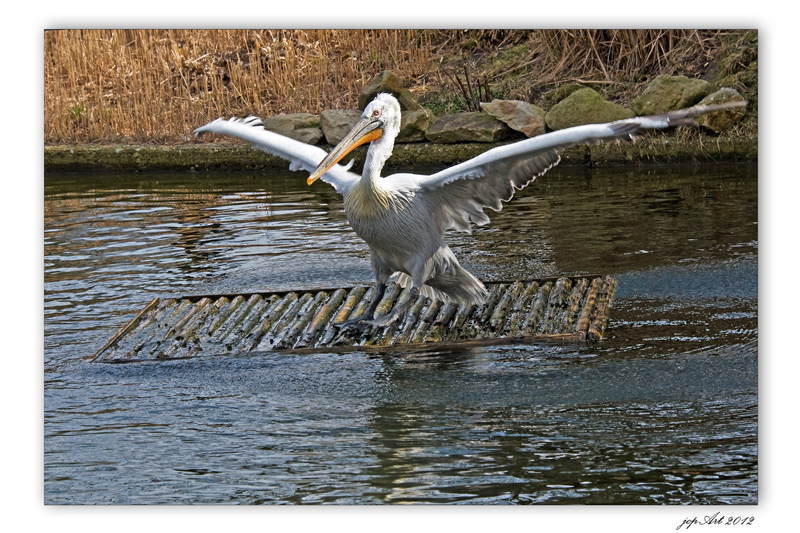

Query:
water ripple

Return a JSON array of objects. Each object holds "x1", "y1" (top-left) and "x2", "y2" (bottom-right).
[{"x1": 44, "y1": 166, "x2": 758, "y2": 504}]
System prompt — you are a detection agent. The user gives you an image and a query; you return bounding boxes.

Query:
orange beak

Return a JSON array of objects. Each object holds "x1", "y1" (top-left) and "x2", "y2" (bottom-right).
[{"x1": 307, "y1": 117, "x2": 383, "y2": 185}]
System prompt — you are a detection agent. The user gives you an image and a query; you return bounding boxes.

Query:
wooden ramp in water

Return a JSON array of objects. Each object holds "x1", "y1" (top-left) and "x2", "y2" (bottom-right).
[{"x1": 92, "y1": 275, "x2": 616, "y2": 363}]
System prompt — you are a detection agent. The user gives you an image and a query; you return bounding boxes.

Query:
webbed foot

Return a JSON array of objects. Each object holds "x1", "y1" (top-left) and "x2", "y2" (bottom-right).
[
  {"x1": 335, "y1": 317, "x2": 372, "y2": 332},
  {"x1": 334, "y1": 311, "x2": 400, "y2": 333},
  {"x1": 361, "y1": 312, "x2": 402, "y2": 328}
]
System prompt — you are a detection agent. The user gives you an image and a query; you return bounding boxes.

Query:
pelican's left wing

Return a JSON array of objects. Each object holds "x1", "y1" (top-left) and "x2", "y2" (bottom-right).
[
  {"x1": 418, "y1": 101, "x2": 746, "y2": 232},
  {"x1": 194, "y1": 117, "x2": 358, "y2": 194}
]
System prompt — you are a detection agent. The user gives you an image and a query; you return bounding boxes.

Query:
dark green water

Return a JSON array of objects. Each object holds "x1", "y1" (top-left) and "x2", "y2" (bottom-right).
[{"x1": 44, "y1": 164, "x2": 757, "y2": 504}]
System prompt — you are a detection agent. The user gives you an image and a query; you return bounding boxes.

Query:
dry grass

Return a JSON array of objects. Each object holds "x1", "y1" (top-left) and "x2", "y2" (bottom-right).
[
  {"x1": 428, "y1": 30, "x2": 732, "y2": 105},
  {"x1": 44, "y1": 29, "x2": 749, "y2": 145},
  {"x1": 44, "y1": 29, "x2": 436, "y2": 144},
  {"x1": 531, "y1": 30, "x2": 723, "y2": 83}
]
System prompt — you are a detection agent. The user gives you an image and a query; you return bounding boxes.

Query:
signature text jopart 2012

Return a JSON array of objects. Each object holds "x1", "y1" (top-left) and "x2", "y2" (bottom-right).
[{"x1": 677, "y1": 512, "x2": 755, "y2": 530}]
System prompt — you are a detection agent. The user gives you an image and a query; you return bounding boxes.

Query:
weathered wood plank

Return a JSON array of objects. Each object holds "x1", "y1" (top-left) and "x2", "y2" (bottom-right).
[{"x1": 92, "y1": 275, "x2": 617, "y2": 362}]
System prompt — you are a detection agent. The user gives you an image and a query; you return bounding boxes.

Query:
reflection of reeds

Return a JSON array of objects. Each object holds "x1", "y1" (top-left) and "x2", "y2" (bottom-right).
[{"x1": 45, "y1": 29, "x2": 732, "y2": 145}]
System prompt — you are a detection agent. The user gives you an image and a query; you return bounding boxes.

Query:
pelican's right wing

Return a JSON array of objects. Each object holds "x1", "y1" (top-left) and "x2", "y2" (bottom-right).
[
  {"x1": 417, "y1": 101, "x2": 746, "y2": 232},
  {"x1": 194, "y1": 117, "x2": 358, "y2": 194}
]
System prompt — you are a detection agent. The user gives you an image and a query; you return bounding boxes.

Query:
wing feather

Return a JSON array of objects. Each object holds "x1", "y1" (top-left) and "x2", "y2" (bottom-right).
[{"x1": 194, "y1": 116, "x2": 358, "y2": 194}]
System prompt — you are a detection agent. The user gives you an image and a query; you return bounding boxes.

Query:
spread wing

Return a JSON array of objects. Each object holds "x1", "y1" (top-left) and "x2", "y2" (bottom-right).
[
  {"x1": 194, "y1": 116, "x2": 358, "y2": 195},
  {"x1": 417, "y1": 101, "x2": 747, "y2": 232}
]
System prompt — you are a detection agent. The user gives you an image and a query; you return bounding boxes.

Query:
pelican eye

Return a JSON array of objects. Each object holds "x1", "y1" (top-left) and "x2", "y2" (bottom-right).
[{"x1": 372, "y1": 109, "x2": 382, "y2": 118}]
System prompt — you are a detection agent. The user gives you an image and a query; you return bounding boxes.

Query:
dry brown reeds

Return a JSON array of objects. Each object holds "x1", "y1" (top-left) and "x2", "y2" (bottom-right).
[
  {"x1": 45, "y1": 29, "x2": 436, "y2": 144},
  {"x1": 45, "y1": 29, "x2": 741, "y2": 145},
  {"x1": 531, "y1": 30, "x2": 722, "y2": 82}
]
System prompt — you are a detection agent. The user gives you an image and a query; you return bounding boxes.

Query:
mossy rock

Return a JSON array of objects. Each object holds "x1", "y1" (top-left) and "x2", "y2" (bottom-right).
[
  {"x1": 697, "y1": 88, "x2": 748, "y2": 133},
  {"x1": 545, "y1": 88, "x2": 634, "y2": 130},
  {"x1": 398, "y1": 109, "x2": 434, "y2": 143},
  {"x1": 426, "y1": 112, "x2": 513, "y2": 143},
  {"x1": 358, "y1": 70, "x2": 421, "y2": 111},
  {"x1": 262, "y1": 113, "x2": 323, "y2": 145},
  {"x1": 541, "y1": 83, "x2": 587, "y2": 110},
  {"x1": 632, "y1": 75, "x2": 711, "y2": 116}
]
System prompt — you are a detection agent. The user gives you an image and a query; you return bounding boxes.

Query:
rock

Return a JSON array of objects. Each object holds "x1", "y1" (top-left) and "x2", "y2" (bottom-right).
[
  {"x1": 480, "y1": 99, "x2": 546, "y2": 137},
  {"x1": 545, "y1": 88, "x2": 634, "y2": 130},
  {"x1": 261, "y1": 113, "x2": 323, "y2": 145},
  {"x1": 319, "y1": 107, "x2": 432, "y2": 145},
  {"x1": 632, "y1": 75, "x2": 711, "y2": 116},
  {"x1": 358, "y1": 70, "x2": 422, "y2": 111},
  {"x1": 320, "y1": 109, "x2": 362, "y2": 145},
  {"x1": 426, "y1": 112, "x2": 514, "y2": 143},
  {"x1": 398, "y1": 109, "x2": 433, "y2": 143},
  {"x1": 696, "y1": 88, "x2": 747, "y2": 133},
  {"x1": 541, "y1": 83, "x2": 586, "y2": 109}
]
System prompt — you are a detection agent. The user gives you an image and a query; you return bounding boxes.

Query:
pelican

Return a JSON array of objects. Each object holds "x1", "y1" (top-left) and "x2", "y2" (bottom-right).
[{"x1": 195, "y1": 93, "x2": 745, "y2": 328}]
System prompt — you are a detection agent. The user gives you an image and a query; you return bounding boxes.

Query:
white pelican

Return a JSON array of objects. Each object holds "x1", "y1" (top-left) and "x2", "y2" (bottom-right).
[{"x1": 195, "y1": 94, "x2": 745, "y2": 328}]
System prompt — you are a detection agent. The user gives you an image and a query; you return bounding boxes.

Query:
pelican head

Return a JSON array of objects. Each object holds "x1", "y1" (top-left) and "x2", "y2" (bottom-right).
[{"x1": 307, "y1": 93, "x2": 401, "y2": 185}]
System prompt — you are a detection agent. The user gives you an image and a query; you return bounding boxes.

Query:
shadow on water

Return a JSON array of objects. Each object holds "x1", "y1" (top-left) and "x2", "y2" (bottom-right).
[{"x1": 44, "y1": 164, "x2": 757, "y2": 504}]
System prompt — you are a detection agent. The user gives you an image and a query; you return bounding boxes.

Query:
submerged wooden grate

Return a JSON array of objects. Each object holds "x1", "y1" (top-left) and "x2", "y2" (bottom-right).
[{"x1": 92, "y1": 275, "x2": 616, "y2": 363}]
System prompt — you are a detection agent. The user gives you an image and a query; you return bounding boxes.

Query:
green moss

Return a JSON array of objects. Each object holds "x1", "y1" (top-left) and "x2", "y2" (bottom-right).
[
  {"x1": 541, "y1": 84, "x2": 591, "y2": 109},
  {"x1": 702, "y1": 31, "x2": 758, "y2": 134},
  {"x1": 489, "y1": 43, "x2": 530, "y2": 72},
  {"x1": 45, "y1": 136, "x2": 757, "y2": 175},
  {"x1": 421, "y1": 93, "x2": 468, "y2": 117}
]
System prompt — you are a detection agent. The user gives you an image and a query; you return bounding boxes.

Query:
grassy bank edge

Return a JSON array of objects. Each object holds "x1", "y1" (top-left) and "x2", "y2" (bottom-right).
[{"x1": 44, "y1": 136, "x2": 757, "y2": 174}]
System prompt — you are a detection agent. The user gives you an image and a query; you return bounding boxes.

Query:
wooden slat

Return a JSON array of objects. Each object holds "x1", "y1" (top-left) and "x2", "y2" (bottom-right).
[{"x1": 92, "y1": 275, "x2": 617, "y2": 362}]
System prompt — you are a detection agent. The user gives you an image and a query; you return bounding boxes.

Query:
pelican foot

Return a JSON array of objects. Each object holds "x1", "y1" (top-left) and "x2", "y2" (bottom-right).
[
  {"x1": 334, "y1": 312, "x2": 399, "y2": 332},
  {"x1": 361, "y1": 287, "x2": 417, "y2": 329},
  {"x1": 335, "y1": 317, "x2": 372, "y2": 332},
  {"x1": 362, "y1": 312, "x2": 402, "y2": 328}
]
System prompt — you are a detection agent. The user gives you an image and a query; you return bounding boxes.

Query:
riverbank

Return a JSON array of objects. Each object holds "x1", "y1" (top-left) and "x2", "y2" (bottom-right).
[
  {"x1": 45, "y1": 30, "x2": 757, "y2": 146},
  {"x1": 44, "y1": 30, "x2": 756, "y2": 173},
  {"x1": 44, "y1": 135, "x2": 757, "y2": 174}
]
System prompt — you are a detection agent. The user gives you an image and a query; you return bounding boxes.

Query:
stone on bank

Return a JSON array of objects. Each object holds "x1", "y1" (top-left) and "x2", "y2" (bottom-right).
[
  {"x1": 426, "y1": 112, "x2": 514, "y2": 144},
  {"x1": 480, "y1": 99, "x2": 547, "y2": 138},
  {"x1": 545, "y1": 88, "x2": 634, "y2": 131},
  {"x1": 631, "y1": 75, "x2": 711, "y2": 116}
]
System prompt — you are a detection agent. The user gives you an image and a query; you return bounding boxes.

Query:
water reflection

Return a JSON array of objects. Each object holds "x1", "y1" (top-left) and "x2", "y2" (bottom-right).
[
  {"x1": 359, "y1": 342, "x2": 755, "y2": 504},
  {"x1": 44, "y1": 165, "x2": 757, "y2": 504}
]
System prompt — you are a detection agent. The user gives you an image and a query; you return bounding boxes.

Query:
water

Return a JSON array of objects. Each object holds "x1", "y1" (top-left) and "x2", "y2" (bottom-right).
[{"x1": 44, "y1": 164, "x2": 757, "y2": 505}]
